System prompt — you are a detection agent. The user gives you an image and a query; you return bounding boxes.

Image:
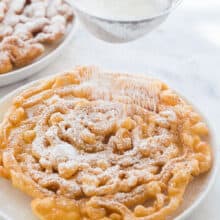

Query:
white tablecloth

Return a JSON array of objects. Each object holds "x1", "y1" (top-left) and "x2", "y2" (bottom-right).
[{"x1": 0, "y1": 0, "x2": 219, "y2": 219}]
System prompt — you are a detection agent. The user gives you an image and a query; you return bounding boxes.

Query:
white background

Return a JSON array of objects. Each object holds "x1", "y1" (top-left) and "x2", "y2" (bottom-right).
[{"x1": 0, "y1": 0, "x2": 219, "y2": 219}]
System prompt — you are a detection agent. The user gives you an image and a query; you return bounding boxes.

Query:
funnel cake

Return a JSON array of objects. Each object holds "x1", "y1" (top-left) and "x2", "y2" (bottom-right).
[
  {"x1": 0, "y1": 0, "x2": 73, "y2": 74},
  {"x1": 0, "y1": 67, "x2": 212, "y2": 220}
]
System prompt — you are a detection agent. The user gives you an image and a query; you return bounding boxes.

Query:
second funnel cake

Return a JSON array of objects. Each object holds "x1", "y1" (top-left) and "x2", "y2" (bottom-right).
[
  {"x1": 0, "y1": 0, "x2": 73, "y2": 74},
  {"x1": 0, "y1": 67, "x2": 212, "y2": 220}
]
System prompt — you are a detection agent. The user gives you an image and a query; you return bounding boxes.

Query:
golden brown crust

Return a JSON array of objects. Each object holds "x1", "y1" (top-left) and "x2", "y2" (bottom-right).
[
  {"x1": 0, "y1": 51, "x2": 13, "y2": 74},
  {"x1": 1, "y1": 36, "x2": 44, "y2": 68},
  {"x1": 0, "y1": 66, "x2": 212, "y2": 220},
  {"x1": 32, "y1": 197, "x2": 81, "y2": 220}
]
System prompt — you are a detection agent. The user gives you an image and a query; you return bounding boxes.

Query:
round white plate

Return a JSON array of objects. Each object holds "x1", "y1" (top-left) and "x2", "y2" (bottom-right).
[
  {"x1": 0, "y1": 16, "x2": 77, "y2": 87},
  {"x1": 0, "y1": 74, "x2": 218, "y2": 220}
]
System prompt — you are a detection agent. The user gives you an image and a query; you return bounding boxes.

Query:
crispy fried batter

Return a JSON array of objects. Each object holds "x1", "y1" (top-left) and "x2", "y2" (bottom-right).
[
  {"x1": 34, "y1": 15, "x2": 66, "y2": 43},
  {"x1": 0, "y1": 51, "x2": 13, "y2": 74},
  {"x1": 1, "y1": 36, "x2": 44, "y2": 67},
  {"x1": 0, "y1": 67, "x2": 212, "y2": 220}
]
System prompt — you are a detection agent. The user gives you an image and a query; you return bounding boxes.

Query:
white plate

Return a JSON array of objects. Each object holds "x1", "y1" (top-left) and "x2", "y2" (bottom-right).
[
  {"x1": 0, "y1": 74, "x2": 218, "y2": 220},
  {"x1": 0, "y1": 16, "x2": 77, "y2": 87}
]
